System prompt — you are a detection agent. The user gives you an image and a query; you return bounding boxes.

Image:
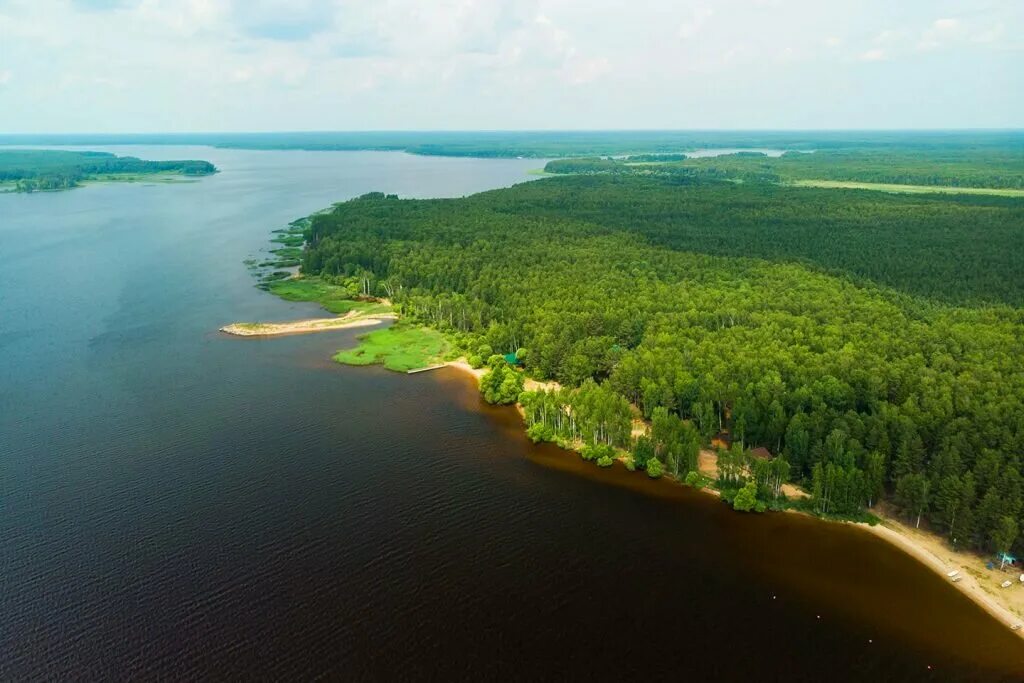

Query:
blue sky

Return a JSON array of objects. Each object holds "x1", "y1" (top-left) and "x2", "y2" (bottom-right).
[{"x1": 0, "y1": 0, "x2": 1020, "y2": 132}]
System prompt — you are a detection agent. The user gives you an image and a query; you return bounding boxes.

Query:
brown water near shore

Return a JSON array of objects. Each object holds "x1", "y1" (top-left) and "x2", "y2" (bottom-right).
[{"x1": 429, "y1": 367, "x2": 1024, "y2": 679}]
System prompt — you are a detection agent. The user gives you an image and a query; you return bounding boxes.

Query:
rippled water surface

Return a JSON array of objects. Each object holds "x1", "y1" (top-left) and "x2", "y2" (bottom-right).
[{"x1": 2, "y1": 147, "x2": 1022, "y2": 680}]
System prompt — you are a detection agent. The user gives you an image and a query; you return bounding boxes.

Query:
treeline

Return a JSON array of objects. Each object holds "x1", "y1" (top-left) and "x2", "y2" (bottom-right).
[
  {"x1": 0, "y1": 150, "x2": 216, "y2": 192},
  {"x1": 545, "y1": 148, "x2": 1024, "y2": 189},
  {"x1": 298, "y1": 181, "x2": 1024, "y2": 557}
]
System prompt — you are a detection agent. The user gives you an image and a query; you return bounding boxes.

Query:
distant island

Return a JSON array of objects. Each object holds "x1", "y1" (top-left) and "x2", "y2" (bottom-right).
[{"x1": 0, "y1": 150, "x2": 216, "y2": 193}]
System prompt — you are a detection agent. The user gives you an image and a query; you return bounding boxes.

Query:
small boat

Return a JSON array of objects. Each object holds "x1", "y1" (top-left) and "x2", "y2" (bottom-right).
[
  {"x1": 1001, "y1": 580, "x2": 1013, "y2": 588},
  {"x1": 1019, "y1": 574, "x2": 1024, "y2": 583},
  {"x1": 947, "y1": 569, "x2": 960, "y2": 577},
  {"x1": 952, "y1": 576, "x2": 963, "y2": 583},
  {"x1": 1013, "y1": 624, "x2": 1023, "y2": 631}
]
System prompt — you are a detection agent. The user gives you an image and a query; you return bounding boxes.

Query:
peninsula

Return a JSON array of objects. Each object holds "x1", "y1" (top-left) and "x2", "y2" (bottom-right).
[{"x1": 231, "y1": 141, "x2": 1024, "y2": 640}]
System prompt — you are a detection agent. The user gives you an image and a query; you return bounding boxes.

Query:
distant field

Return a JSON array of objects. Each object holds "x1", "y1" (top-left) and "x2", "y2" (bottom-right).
[{"x1": 790, "y1": 179, "x2": 1024, "y2": 197}]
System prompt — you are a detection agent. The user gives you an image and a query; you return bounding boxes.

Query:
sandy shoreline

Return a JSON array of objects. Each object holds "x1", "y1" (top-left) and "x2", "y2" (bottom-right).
[
  {"x1": 220, "y1": 313, "x2": 395, "y2": 337},
  {"x1": 858, "y1": 516, "x2": 1024, "y2": 637},
  {"x1": 442, "y1": 358, "x2": 1024, "y2": 640}
]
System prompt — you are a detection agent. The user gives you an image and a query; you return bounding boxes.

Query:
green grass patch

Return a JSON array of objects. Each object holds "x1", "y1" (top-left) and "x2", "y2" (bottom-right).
[
  {"x1": 271, "y1": 234, "x2": 304, "y2": 247},
  {"x1": 266, "y1": 276, "x2": 391, "y2": 315},
  {"x1": 789, "y1": 179, "x2": 1024, "y2": 197},
  {"x1": 334, "y1": 324, "x2": 449, "y2": 372},
  {"x1": 266, "y1": 277, "x2": 342, "y2": 302},
  {"x1": 271, "y1": 246, "x2": 303, "y2": 260}
]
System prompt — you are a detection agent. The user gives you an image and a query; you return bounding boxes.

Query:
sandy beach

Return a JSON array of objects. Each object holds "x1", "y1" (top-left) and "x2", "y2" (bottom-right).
[
  {"x1": 220, "y1": 312, "x2": 395, "y2": 337},
  {"x1": 858, "y1": 511, "x2": 1024, "y2": 637}
]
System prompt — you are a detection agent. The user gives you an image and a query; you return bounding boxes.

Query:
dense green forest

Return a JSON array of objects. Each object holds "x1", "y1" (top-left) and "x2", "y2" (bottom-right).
[
  {"x1": 0, "y1": 150, "x2": 216, "y2": 192},
  {"x1": 468, "y1": 176, "x2": 1023, "y2": 306},
  {"x1": 3, "y1": 130, "x2": 1022, "y2": 160},
  {"x1": 296, "y1": 176, "x2": 1024, "y2": 557},
  {"x1": 546, "y1": 147, "x2": 1024, "y2": 189}
]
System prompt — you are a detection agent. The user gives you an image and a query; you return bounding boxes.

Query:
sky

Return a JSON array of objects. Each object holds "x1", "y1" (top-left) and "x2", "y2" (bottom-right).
[{"x1": 0, "y1": 0, "x2": 1021, "y2": 132}]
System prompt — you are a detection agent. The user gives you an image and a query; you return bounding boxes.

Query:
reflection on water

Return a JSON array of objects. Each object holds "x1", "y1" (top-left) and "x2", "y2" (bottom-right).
[{"x1": 0, "y1": 148, "x2": 1021, "y2": 680}]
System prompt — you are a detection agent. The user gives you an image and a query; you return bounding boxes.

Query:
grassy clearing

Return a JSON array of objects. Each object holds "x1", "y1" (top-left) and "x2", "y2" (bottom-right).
[
  {"x1": 789, "y1": 179, "x2": 1024, "y2": 197},
  {"x1": 334, "y1": 324, "x2": 449, "y2": 372},
  {"x1": 267, "y1": 277, "x2": 342, "y2": 302},
  {"x1": 267, "y1": 276, "x2": 391, "y2": 315}
]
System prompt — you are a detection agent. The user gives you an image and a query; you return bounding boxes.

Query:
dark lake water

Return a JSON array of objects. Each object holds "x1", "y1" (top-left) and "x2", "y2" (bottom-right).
[{"x1": 2, "y1": 147, "x2": 1023, "y2": 681}]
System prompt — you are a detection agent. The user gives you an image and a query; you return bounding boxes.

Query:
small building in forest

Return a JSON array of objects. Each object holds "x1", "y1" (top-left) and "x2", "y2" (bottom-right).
[{"x1": 750, "y1": 447, "x2": 772, "y2": 460}]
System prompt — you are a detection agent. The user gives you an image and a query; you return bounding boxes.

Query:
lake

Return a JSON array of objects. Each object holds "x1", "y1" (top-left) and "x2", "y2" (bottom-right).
[{"x1": 1, "y1": 147, "x2": 1022, "y2": 680}]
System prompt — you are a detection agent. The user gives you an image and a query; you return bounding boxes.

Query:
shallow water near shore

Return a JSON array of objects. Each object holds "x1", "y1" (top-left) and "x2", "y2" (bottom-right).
[{"x1": 1, "y1": 146, "x2": 1022, "y2": 680}]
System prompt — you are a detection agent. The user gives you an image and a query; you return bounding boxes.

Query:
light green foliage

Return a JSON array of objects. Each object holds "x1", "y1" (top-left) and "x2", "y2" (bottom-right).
[
  {"x1": 596, "y1": 455, "x2": 614, "y2": 468},
  {"x1": 650, "y1": 408, "x2": 701, "y2": 477},
  {"x1": 733, "y1": 481, "x2": 759, "y2": 512},
  {"x1": 789, "y1": 180, "x2": 1024, "y2": 197},
  {"x1": 684, "y1": 471, "x2": 704, "y2": 488},
  {"x1": 546, "y1": 146, "x2": 1024, "y2": 190},
  {"x1": 334, "y1": 324, "x2": 448, "y2": 372},
  {"x1": 581, "y1": 442, "x2": 616, "y2": 463},
  {"x1": 268, "y1": 277, "x2": 391, "y2": 316},
  {"x1": 646, "y1": 458, "x2": 664, "y2": 479},
  {"x1": 526, "y1": 422, "x2": 555, "y2": 444},
  {"x1": 479, "y1": 357, "x2": 524, "y2": 405},
  {"x1": 632, "y1": 435, "x2": 656, "y2": 470}
]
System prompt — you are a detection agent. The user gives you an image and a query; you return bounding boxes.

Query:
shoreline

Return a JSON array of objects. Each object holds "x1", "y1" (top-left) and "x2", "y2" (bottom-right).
[
  {"x1": 220, "y1": 312, "x2": 395, "y2": 337},
  {"x1": 441, "y1": 357, "x2": 1024, "y2": 640},
  {"x1": 858, "y1": 516, "x2": 1024, "y2": 637},
  {"x1": 226, "y1": 303, "x2": 1024, "y2": 641}
]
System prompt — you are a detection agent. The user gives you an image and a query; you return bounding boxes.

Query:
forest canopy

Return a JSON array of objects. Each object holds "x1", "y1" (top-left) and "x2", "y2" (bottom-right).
[
  {"x1": 296, "y1": 174, "x2": 1024, "y2": 556},
  {"x1": 545, "y1": 147, "x2": 1024, "y2": 190}
]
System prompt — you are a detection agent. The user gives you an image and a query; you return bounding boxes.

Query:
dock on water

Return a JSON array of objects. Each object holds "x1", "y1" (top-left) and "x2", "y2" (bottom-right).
[{"x1": 407, "y1": 364, "x2": 447, "y2": 375}]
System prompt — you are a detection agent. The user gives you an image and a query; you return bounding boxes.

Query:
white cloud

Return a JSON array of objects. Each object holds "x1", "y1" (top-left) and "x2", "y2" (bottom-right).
[
  {"x1": 678, "y1": 7, "x2": 713, "y2": 39},
  {"x1": 917, "y1": 17, "x2": 964, "y2": 51},
  {"x1": 0, "y1": 0, "x2": 1019, "y2": 131}
]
